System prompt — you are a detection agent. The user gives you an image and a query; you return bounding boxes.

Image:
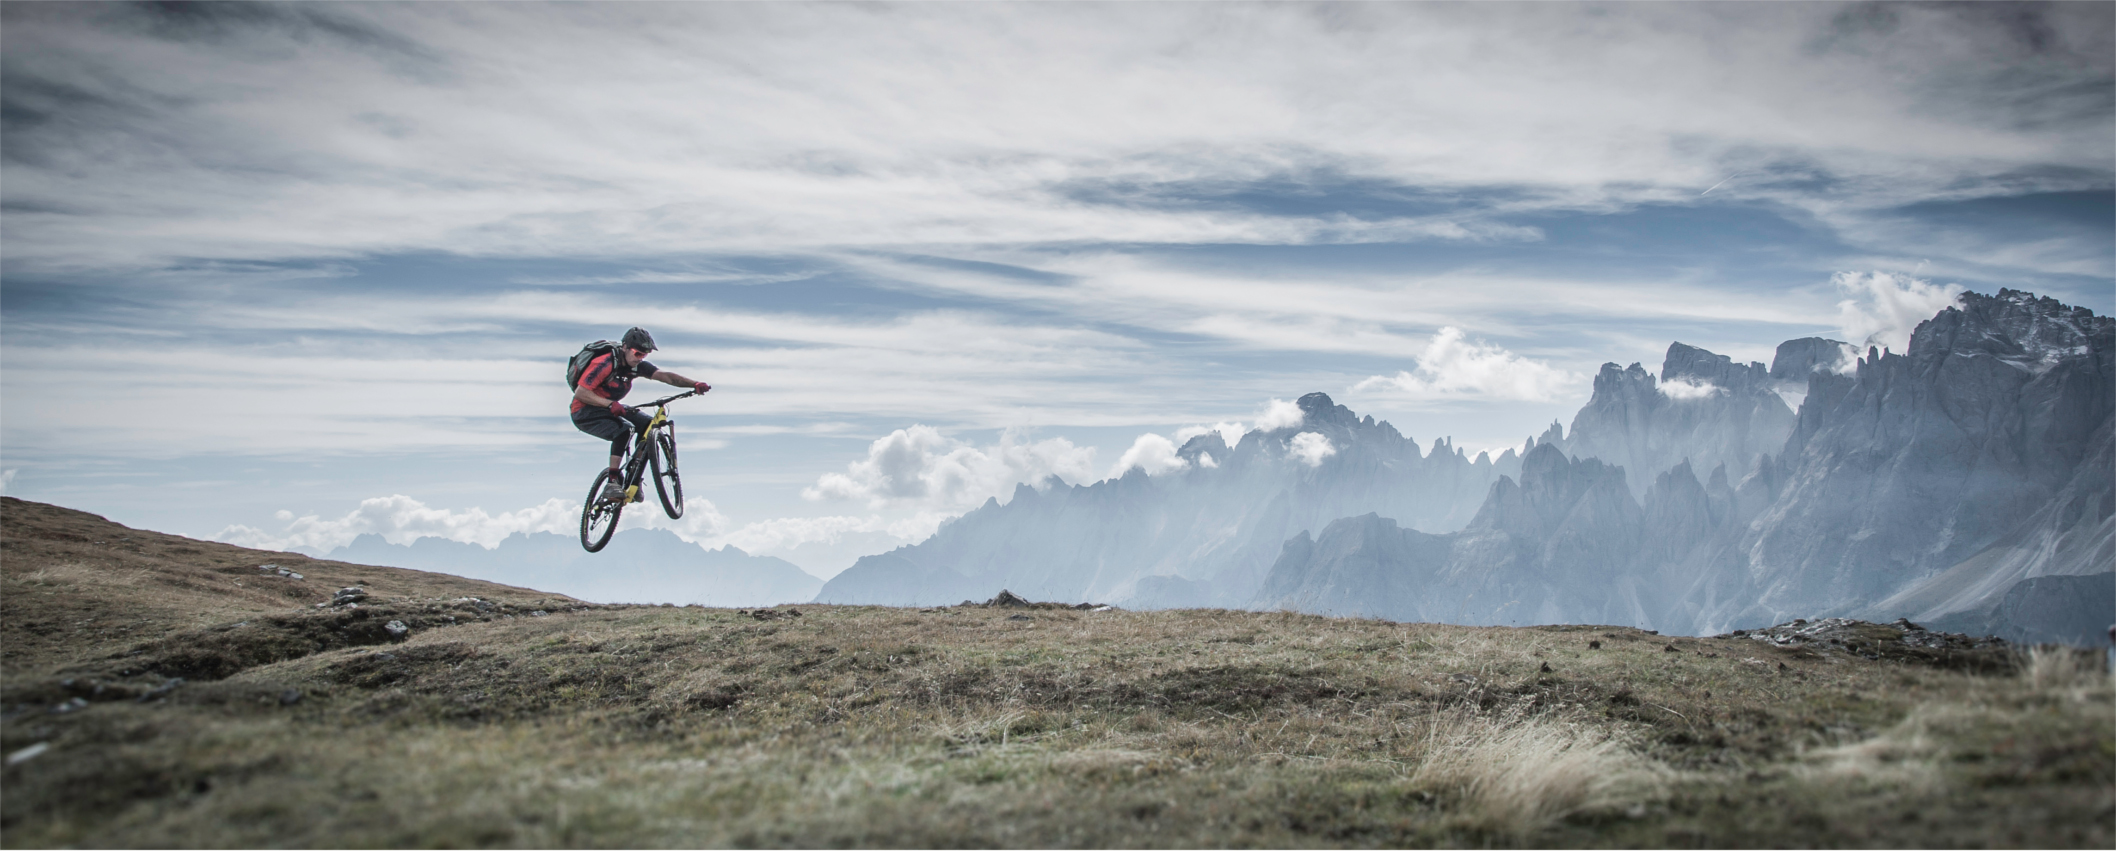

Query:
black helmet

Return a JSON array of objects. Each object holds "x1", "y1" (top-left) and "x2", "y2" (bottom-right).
[{"x1": 621, "y1": 327, "x2": 656, "y2": 352}]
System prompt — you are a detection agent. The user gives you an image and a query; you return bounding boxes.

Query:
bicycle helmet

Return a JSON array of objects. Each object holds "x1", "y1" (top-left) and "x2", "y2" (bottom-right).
[{"x1": 621, "y1": 327, "x2": 657, "y2": 353}]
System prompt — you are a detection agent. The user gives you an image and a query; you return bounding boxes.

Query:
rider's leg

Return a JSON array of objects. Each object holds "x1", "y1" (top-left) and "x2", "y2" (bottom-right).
[
  {"x1": 615, "y1": 409, "x2": 654, "y2": 502},
  {"x1": 614, "y1": 409, "x2": 651, "y2": 471},
  {"x1": 573, "y1": 408, "x2": 645, "y2": 502}
]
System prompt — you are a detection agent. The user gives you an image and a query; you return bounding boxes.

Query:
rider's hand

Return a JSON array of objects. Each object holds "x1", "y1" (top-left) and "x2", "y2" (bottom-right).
[
  {"x1": 609, "y1": 402, "x2": 629, "y2": 416},
  {"x1": 693, "y1": 382, "x2": 711, "y2": 394}
]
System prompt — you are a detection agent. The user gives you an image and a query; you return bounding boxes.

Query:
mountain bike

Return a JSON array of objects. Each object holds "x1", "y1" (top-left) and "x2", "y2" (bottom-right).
[{"x1": 579, "y1": 390, "x2": 697, "y2": 552}]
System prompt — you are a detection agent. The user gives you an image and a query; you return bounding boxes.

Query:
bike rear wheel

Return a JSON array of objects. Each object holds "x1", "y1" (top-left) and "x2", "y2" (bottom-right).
[
  {"x1": 580, "y1": 468, "x2": 623, "y2": 552},
  {"x1": 652, "y1": 430, "x2": 684, "y2": 519}
]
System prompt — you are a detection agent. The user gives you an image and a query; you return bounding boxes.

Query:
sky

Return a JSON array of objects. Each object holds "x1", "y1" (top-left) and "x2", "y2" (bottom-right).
[{"x1": 3, "y1": 1, "x2": 2111, "y2": 579}]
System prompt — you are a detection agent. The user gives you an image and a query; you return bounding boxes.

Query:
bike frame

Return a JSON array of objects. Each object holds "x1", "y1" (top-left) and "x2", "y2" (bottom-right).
[
  {"x1": 614, "y1": 391, "x2": 693, "y2": 503},
  {"x1": 582, "y1": 388, "x2": 700, "y2": 551}
]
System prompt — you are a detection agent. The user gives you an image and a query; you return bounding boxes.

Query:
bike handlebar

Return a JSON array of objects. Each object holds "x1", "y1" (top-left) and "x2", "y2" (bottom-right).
[{"x1": 633, "y1": 389, "x2": 703, "y2": 409}]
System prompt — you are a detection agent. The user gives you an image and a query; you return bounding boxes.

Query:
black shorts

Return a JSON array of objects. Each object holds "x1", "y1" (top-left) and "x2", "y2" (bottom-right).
[{"x1": 573, "y1": 407, "x2": 653, "y2": 457}]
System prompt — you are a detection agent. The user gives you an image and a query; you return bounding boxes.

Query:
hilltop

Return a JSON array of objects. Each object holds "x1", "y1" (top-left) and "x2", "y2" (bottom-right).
[{"x1": 2, "y1": 498, "x2": 2110, "y2": 848}]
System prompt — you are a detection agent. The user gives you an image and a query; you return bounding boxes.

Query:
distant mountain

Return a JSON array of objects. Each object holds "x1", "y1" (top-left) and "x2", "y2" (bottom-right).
[
  {"x1": 1557, "y1": 342, "x2": 1799, "y2": 497},
  {"x1": 1762, "y1": 289, "x2": 2113, "y2": 637},
  {"x1": 1256, "y1": 444, "x2": 1654, "y2": 626},
  {"x1": 1257, "y1": 288, "x2": 2113, "y2": 645},
  {"x1": 329, "y1": 529, "x2": 822, "y2": 607},
  {"x1": 814, "y1": 392, "x2": 1523, "y2": 608}
]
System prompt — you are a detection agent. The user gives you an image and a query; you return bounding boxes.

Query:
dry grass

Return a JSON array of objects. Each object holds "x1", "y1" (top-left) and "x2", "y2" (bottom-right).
[
  {"x1": 2, "y1": 499, "x2": 2111, "y2": 848},
  {"x1": 1414, "y1": 710, "x2": 1667, "y2": 838}
]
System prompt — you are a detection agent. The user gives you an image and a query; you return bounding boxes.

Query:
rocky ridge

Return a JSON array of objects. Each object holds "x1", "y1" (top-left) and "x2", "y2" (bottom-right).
[
  {"x1": 1257, "y1": 289, "x2": 2112, "y2": 644},
  {"x1": 815, "y1": 392, "x2": 1524, "y2": 608}
]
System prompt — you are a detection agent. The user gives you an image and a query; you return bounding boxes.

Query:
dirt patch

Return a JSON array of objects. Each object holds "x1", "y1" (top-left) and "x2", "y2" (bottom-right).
[{"x1": 1721, "y1": 617, "x2": 2014, "y2": 673}]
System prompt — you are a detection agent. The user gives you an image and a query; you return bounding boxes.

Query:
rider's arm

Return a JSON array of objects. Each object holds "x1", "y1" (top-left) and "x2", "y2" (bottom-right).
[
  {"x1": 654, "y1": 370, "x2": 705, "y2": 389},
  {"x1": 573, "y1": 383, "x2": 616, "y2": 409}
]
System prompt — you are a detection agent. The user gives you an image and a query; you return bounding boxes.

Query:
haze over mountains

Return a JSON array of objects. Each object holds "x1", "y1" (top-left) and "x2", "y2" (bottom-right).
[
  {"x1": 820, "y1": 289, "x2": 2113, "y2": 646},
  {"x1": 313, "y1": 288, "x2": 2110, "y2": 645},
  {"x1": 330, "y1": 529, "x2": 821, "y2": 608},
  {"x1": 816, "y1": 394, "x2": 1524, "y2": 610}
]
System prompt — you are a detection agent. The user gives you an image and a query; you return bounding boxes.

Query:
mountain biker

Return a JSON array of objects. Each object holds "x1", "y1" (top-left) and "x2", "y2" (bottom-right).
[{"x1": 572, "y1": 327, "x2": 710, "y2": 502}]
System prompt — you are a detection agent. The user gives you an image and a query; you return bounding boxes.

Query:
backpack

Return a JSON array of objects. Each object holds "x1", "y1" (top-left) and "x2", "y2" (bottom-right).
[{"x1": 565, "y1": 341, "x2": 624, "y2": 389}]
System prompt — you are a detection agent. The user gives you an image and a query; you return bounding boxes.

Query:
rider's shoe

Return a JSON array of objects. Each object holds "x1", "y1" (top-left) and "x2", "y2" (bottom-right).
[{"x1": 600, "y1": 479, "x2": 627, "y2": 504}]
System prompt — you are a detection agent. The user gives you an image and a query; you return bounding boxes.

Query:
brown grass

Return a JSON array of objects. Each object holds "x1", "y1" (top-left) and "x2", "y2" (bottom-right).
[{"x1": 2, "y1": 498, "x2": 2111, "y2": 848}]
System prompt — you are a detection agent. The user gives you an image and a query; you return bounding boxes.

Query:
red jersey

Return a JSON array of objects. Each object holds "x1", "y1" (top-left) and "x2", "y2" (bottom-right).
[{"x1": 570, "y1": 352, "x2": 658, "y2": 414}]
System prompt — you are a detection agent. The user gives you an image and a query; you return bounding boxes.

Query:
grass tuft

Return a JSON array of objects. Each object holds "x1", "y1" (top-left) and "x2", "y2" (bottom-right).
[{"x1": 1414, "y1": 709, "x2": 1665, "y2": 838}]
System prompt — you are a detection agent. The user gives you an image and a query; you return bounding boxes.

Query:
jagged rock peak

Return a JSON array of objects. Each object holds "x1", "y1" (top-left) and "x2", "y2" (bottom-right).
[
  {"x1": 1663, "y1": 342, "x2": 1768, "y2": 389},
  {"x1": 1592, "y1": 361, "x2": 1655, "y2": 395},
  {"x1": 1295, "y1": 392, "x2": 1361, "y2": 428},
  {"x1": 1908, "y1": 288, "x2": 2112, "y2": 364},
  {"x1": 1468, "y1": 442, "x2": 1631, "y2": 535},
  {"x1": 1175, "y1": 430, "x2": 1231, "y2": 463},
  {"x1": 1518, "y1": 440, "x2": 1572, "y2": 479},
  {"x1": 1771, "y1": 337, "x2": 1854, "y2": 381}
]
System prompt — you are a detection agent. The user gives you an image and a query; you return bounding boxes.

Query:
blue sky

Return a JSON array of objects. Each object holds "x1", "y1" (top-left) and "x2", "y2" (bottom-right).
[{"x1": 3, "y1": 2, "x2": 2111, "y2": 577}]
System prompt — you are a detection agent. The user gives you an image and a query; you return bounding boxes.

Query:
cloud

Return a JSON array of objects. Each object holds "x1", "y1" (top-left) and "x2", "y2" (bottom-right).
[
  {"x1": 0, "y1": 290, "x2": 1178, "y2": 462},
  {"x1": 1289, "y1": 432, "x2": 1336, "y2": 467},
  {"x1": 5, "y1": 3, "x2": 2107, "y2": 276},
  {"x1": 211, "y1": 489, "x2": 938, "y2": 577},
  {"x1": 1111, "y1": 433, "x2": 1189, "y2": 478},
  {"x1": 1831, "y1": 271, "x2": 1966, "y2": 351},
  {"x1": 10, "y1": 1, "x2": 2110, "y2": 569},
  {"x1": 1658, "y1": 377, "x2": 1725, "y2": 401},
  {"x1": 1352, "y1": 327, "x2": 1582, "y2": 402},
  {"x1": 214, "y1": 494, "x2": 581, "y2": 552},
  {"x1": 1253, "y1": 399, "x2": 1306, "y2": 432},
  {"x1": 803, "y1": 426, "x2": 1097, "y2": 511},
  {"x1": 0, "y1": 469, "x2": 14, "y2": 495}
]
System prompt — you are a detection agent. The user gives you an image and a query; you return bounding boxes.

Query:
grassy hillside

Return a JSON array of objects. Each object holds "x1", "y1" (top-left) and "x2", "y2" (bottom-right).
[{"x1": 3, "y1": 497, "x2": 2110, "y2": 848}]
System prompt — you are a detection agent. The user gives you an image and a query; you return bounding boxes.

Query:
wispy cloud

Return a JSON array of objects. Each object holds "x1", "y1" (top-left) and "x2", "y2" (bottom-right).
[
  {"x1": 1252, "y1": 399, "x2": 1307, "y2": 433},
  {"x1": 1352, "y1": 327, "x2": 1583, "y2": 402},
  {"x1": 5, "y1": 1, "x2": 2107, "y2": 556},
  {"x1": 5, "y1": 3, "x2": 2107, "y2": 276},
  {"x1": 802, "y1": 426, "x2": 1097, "y2": 512},
  {"x1": 1110, "y1": 433, "x2": 1188, "y2": 478},
  {"x1": 214, "y1": 495, "x2": 580, "y2": 553},
  {"x1": 1658, "y1": 377, "x2": 1726, "y2": 401},
  {"x1": 1289, "y1": 432, "x2": 1337, "y2": 467},
  {"x1": 1831, "y1": 271, "x2": 1966, "y2": 351},
  {"x1": 209, "y1": 491, "x2": 935, "y2": 577}
]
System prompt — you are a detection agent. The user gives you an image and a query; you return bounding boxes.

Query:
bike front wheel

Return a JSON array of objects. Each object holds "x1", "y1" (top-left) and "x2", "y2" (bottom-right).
[
  {"x1": 580, "y1": 468, "x2": 623, "y2": 552},
  {"x1": 652, "y1": 430, "x2": 684, "y2": 519}
]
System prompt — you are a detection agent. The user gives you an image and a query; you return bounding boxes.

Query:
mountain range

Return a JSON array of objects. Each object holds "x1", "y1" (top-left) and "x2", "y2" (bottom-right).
[
  {"x1": 817, "y1": 393, "x2": 1526, "y2": 609},
  {"x1": 327, "y1": 528, "x2": 822, "y2": 607},
  {"x1": 821, "y1": 289, "x2": 2113, "y2": 645}
]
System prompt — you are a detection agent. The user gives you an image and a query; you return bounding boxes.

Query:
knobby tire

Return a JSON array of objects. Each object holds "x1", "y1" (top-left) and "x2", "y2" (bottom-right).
[
  {"x1": 653, "y1": 430, "x2": 684, "y2": 519},
  {"x1": 580, "y1": 468, "x2": 622, "y2": 552}
]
